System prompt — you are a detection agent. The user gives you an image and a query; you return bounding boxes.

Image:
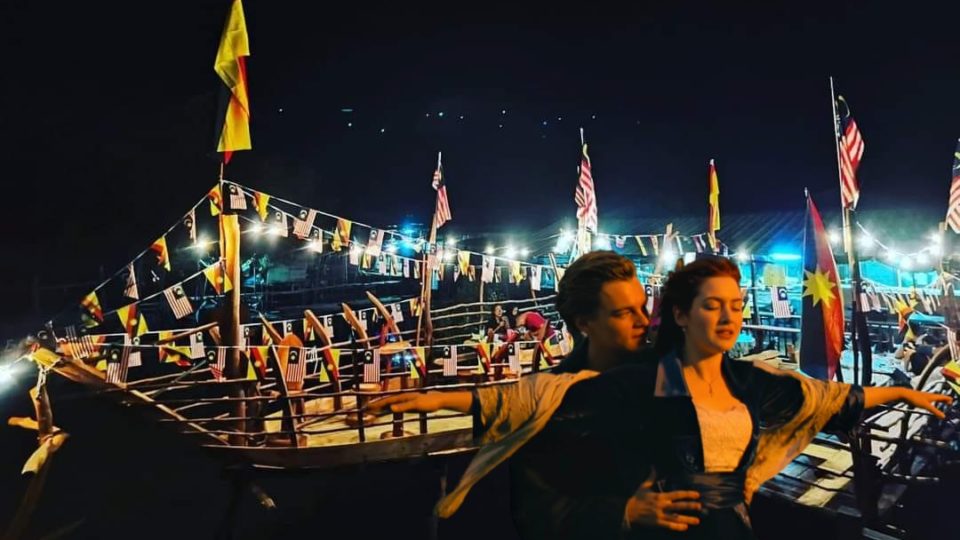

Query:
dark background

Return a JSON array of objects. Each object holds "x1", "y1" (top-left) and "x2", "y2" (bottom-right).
[{"x1": 2, "y1": 1, "x2": 959, "y2": 538}]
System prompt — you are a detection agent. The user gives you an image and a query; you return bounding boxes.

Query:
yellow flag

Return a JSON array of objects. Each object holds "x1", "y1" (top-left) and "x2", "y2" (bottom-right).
[
  {"x1": 254, "y1": 191, "x2": 270, "y2": 221},
  {"x1": 81, "y1": 291, "x2": 103, "y2": 322},
  {"x1": 219, "y1": 214, "x2": 240, "y2": 289},
  {"x1": 209, "y1": 184, "x2": 223, "y2": 216},
  {"x1": 151, "y1": 236, "x2": 171, "y2": 271},
  {"x1": 457, "y1": 250, "x2": 470, "y2": 275},
  {"x1": 214, "y1": 0, "x2": 251, "y2": 162},
  {"x1": 203, "y1": 262, "x2": 233, "y2": 294}
]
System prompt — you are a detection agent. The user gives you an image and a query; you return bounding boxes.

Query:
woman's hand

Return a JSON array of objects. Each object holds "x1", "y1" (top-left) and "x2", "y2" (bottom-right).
[
  {"x1": 624, "y1": 472, "x2": 702, "y2": 532},
  {"x1": 366, "y1": 390, "x2": 474, "y2": 414},
  {"x1": 898, "y1": 388, "x2": 953, "y2": 419}
]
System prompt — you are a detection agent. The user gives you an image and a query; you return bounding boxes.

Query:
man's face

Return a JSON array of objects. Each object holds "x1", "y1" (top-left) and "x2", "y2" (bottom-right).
[{"x1": 578, "y1": 278, "x2": 649, "y2": 353}]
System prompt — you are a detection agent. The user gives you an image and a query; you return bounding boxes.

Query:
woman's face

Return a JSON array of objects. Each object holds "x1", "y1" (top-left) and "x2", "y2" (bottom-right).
[
  {"x1": 674, "y1": 276, "x2": 743, "y2": 356},
  {"x1": 493, "y1": 305, "x2": 503, "y2": 318}
]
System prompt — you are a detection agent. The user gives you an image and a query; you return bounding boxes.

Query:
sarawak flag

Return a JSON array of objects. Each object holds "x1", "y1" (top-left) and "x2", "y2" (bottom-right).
[
  {"x1": 800, "y1": 193, "x2": 844, "y2": 381},
  {"x1": 707, "y1": 159, "x2": 720, "y2": 250},
  {"x1": 117, "y1": 304, "x2": 148, "y2": 337},
  {"x1": 209, "y1": 184, "x2": 223, "y2": 216},
  {"x1": 151, "y1": 236, "x2": 171, "y2": 271},
  {"x1": 81, "y1": 291, "x2": 103, "y2": 322},
  {"x1": 214, "y1": 0, "x2": 251, "y2": 163},
  {"x1": 203, "y1": 261, "x2": 233, "y2": 294}
]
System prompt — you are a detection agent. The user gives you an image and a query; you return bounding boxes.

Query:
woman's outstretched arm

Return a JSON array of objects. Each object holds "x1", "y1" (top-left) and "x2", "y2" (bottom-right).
[{"x1": 863, "y1": 386, "x2": 952, "y2": 418}]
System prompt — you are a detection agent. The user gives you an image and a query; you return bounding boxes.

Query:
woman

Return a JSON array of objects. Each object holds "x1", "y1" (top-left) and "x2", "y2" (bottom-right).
[
  {"x1": 485, "y1": 304, "x2": 511, "y2": 342},
  {"x1": 371, "y1": 257, "x2": 951, "y2": 538}
]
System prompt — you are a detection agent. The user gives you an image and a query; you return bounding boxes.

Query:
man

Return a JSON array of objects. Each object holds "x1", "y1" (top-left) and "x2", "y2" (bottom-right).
[{"x1": 507, "y1": 251, "x2": 655, "y2": 538}]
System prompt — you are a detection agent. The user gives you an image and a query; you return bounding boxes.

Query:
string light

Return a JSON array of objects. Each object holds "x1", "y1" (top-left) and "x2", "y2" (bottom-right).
[
  {"x1": 505, "y1": 246, "x2": 518, "y2": 258},
  {"x1": 520, "y1": 248, "x2": 530, "y2": 257},
  {"x1": 828, "y1": 229, "x2": 841, "y2": 245},
  {"x1": 736, "y1": 250, "x2": 750, "y2": 262},
  {"x1": 485, "y1": 245, "x2": 495, "y2": 255}
]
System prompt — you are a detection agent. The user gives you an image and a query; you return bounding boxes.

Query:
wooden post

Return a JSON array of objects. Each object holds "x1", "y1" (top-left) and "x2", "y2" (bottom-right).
[{"x1": 219, "y1": 211, "x2": 249, "y2": 446}]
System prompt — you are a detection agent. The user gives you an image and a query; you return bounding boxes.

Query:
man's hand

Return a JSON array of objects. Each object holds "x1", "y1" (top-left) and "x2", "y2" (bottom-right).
[{"x1": 625, "y1": 472, "x2": 702, "y2": 532}]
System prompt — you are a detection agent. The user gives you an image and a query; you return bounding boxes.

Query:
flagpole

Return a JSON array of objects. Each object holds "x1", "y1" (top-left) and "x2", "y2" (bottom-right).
[{"x1": 416, "y1": 152, "x2": 442, "y2": 348}]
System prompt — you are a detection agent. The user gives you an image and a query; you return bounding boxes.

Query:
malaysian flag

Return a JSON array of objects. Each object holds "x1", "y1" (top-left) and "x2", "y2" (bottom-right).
[
  {"x1": 772, "y1": 286, "x2": 791, "y2": 318},
  {"x1": 285, "y1": 347, "x2": 305, "y2": 385},
  {"x1": 508, "y1": 343, "x2": 521, "y2": 374},
  {"x1": 272, "y1": 211, "x2": 289, "y2": 237},
  {"x1": 947, "y1": 139, "x2": 960, "y2": 233},
  {"x1": 184, "y1": 208, "x2": 196, "y2": 244},
  {"x1": 64, "y1": 325, "x2": 93, "y2": 359},
  {"x1": 227, "y1": 183, "x2": 247, "y2": 210},
  {"x1": 432, "y1": 152, "x2": 452, "y2": 229},
  {"x1": 190, "y1": 332, "x2": 205, "y2": 359},
  {"x1": 124, "y1": 263, "x2": 139, "y2": 300},
  {"x1": 207, "y1": 348, "x2": 226, "y2": 381},
  {"x1": 164, "y1": 284, "x2": 194, "y2": 319},
  {"x1": 105, "y1": 344, "x2": 130, "y2": 385},
  {"x1": 293, "y1": 208, "x2": 317, "y2": 239},
  {"x1": 442, "y1": 345, "x2": 458, "y2": 377},
  {"x1": 574, "y1": 139, "x2": 598, "y2": 232},
  {"x1": 836, "y1": 95, "x2": 864, "y2": 209},
  {"x1": 362, "y1": 349, "x2": 380, "y2": 383}
]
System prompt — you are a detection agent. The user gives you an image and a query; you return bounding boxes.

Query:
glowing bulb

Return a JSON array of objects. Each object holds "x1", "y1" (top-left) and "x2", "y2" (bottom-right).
[
  {"x1": 929, "y1": 232, "x2": 942, "y2": 245},
  {"x1": 520, "y1": 248, "x2": 530, "y2": 257},
  {"x1": 736, "y1": 251, "x2": 750, "y2": 262},
  {"x1": 930, "y1": 244, "x2": 943, "y2": 257},
  {"x1": 857, "y1": 235, "x2": 874, "y2": 250},
  {"x1": 883, "y1": 250, "x2": 895, "y2": 262},
  {"x1": 828, "y1": 229, "x2": 841, "y2": 245},
  {"x1": 594, "y1": 237, "x2": 611, "y2": 250},
  {"x1": 248, "y1": 224, "x2": 263, "y2": 235},
  {"x1": 505, "y1": 246, "x2": 518, "y2": 258},
  {"x1": 485, "y1": 245, "x2": 495, "y2": 255},
  {"x1": 900, "y1": 257, "x2": 913, "y2": 270},
  {"x1": 446, "y1": 237, "x2": 457, "y2": 247},
  {"x1": 0, "y1": 366, "x2": 14, "y2": 388},
  {"x1": 443, "y1": 250, "x2": 455, "y2": 262},
  {"x1": 308, "y1": 240, "x2": 323, "y2": 253},
  {"x1": 386, "y1": 244, "x2": 398, "y2": 254},
  {"x1": 660, "y1": 250, "x2": 676, "y2": 264}
]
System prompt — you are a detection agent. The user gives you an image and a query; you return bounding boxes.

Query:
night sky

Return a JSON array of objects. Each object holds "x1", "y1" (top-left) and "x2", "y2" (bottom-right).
[{"x1": 3, "y1": 1, "x2": 960, "y2": 330}]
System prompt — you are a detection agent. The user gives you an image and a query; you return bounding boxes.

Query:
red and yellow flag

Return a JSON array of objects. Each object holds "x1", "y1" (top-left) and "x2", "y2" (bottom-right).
[
  {"x1": 707, "y1": 159, "x2": 720, "y2": 250},
  {"x1": 214, "y1": 0, "x2": 251, "y2": 163},
  {"x1": 117, "y1": 304, "x2": 148, "y2": 337},
  {"x1": 203, "y1": 261, "x2": 233, "y2": 294},
  {"x1": 81, "y1": 291, "x2": 103, "y2": 322},
  {"x1": 209, "y1": 184, "x2": 223, "y2": 216},
  {"x1": 151, "y1": 236, "x2": 171, "y2": 271}
]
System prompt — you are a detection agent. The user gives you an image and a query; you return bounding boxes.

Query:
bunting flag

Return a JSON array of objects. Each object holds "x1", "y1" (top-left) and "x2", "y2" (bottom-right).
[
  {"x1": 362, "y1": 349, "x2": 380, "y2": 383},
  {"x1": 457, "y1": 250, "x2": 471, "y2": 275},
  {"x1": 409, "y1": 298, "x2": 421, "y2": 317},
  {"x1": 707, "y1": 159, "x2": 721, "y2": 250},
  {"x1": 190, "y1": 331, "x2": 205, "y2": 359},
  {"x1": 249, "y1": 346, "x2": 269, "y2": 380},
  {"x1": 391, "y1": 303, "x2": 404, "y2": 323},
  {"x1": 693, "y1": 235, "x2": 705, "y2": 253},
  {"x1": 319, "y1": 348, "x2": 341, "y2": 382},
  {"x1": 432, "y1": 152, "x2": 452, "y2": 229},
  {"x1": 184, "y1": 208, "x2": 197, "y2": 243},
  {"x1": 403, "y1": 259, "x2": 411, "y2": 278},
  {"x1": 942, "y1": 359, "x2": 960, "y2": 396},
  {"x1": 151, "y1": 236, "x2": 171, "y2": 271},
  {"x1": 366, "y1": 229, "x2": 384, "y2": 257},
  {"x1": 442, "y1": 345, "x2": 458, "y2": 377},
  {"x1": 474, "y1": 343, "x2": 492, "y2": 374},
  {"x1": 303, "y1": 318, "x2": 316, "y2": 342},
  {"x1": 615, "y1": 235, "x2": 626, "y2": 249},
  {"x1": 358, "y1": 310, "x2": 368, "y2": 332},
  {"x1": 409, "y1": 347, "x2": 427, "y2": 380},
  {"x1": 227, "y1": 183, "x2": 247, "y2": 210},
  {"x1": 283, "y1": 321, "x2": 294, "y2": 337},
  {"x1": 510, "y1": 261, "x2": 524, "y2": 284},
  {"x1": 575, "y1": 140, "x2": 598, "y2": 233},
  {"x1": 117, "y1": 304, "x2": 148, "y2": 337},
  {"x1": 123, "y1": 264, "x2": 139, "y2": 300},
  {"x1": 530, "y1": 266, "x2": 542, "y2": 291},
  {"x1": 494, "y1": 267, "x2": 503, "y2": 283},
  {"x1": 644, "y1": 284, "x2": 655, "y2": 316},
  {"x1": 158, "y1": 331, "x2": 192, "y2": 367},
  {"x1": 293, "y1": 208, "x2": 317, "y2": 239},
  {"x1": 203, "y1": 261, "x2": 233, "y2": 294},
  {"x1": 554, "y1": 267, "x2": 565, "y2": 291},
  {"x1": 800, "y1": 193, "x2": 844, "y2": 381},
  {"x1": 272, "y1": 210, "x2": 289, "y2": 237},
  {"x1": 413, "y1": 259, "x2": 421, "y2": 280},
  {"x1": 219, "y1": 214, "x2": 240, "y2": 289},
  {"x1": 651, "y1": 235, "x2": 660, "y2": 256},
  {"x1": 349, "y1": 246, "x2": 361, "y2": 266},
  {"x1": 426, "y1": 243, "x2": 438, "y2": 271},
  {"x1": 164, "y1": 284, "x2": 194, "y2": 320},
  {"x1": 332, "y1": 219, "x2": 351, "y2": 251},
  {"x1": 127, "y1": 337, "x2": 142, "y2": 369},
  {"x1": 209, "y1": 184, "x2": 223, "y2": 216},
  {"x1": 285, "y1": 346, "x2": 305, "y2": 385},
  {"x1": 468, "y1": 265, "x2": 476, "y2": 282},
  {"x1": 104, "y1": 344, "x2": 130, "y2": 385},
  {"x1": 377, "y1": 255, "x2": 387, "y2": 275},
  {"x1": 635, "y1": 236, "x2": 648, "y2": 256},
  {"x1": 63, "y1": 326, "x2": 104, "y2": 359},
  {"x1": 254, "y1": 191, "x2": 270, "y2": 221},
  {"x1": 322, "y1": 315, "x2": 335, "y2": 341},
  {"x1": 214, "y1": 0, "x2": 252, "y2": 163},
  {"x1": 508, "y1": 343, "x2": 521, "y2": 374},
  {"x1": 453, "y1": 261, "x2": 461, "y2": 282},
  {"x1": 207, "y1": 347, "x2": 226, "y2": 381}
]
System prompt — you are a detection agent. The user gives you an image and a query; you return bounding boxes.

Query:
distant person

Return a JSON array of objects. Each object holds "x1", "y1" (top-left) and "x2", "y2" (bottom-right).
[{"x1": 485, "y1": 304, "x2": 511, "y2": 342}]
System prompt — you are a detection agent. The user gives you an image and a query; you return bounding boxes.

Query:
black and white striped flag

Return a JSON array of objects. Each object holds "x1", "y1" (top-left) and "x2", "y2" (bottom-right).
[
  {"x1": 105, "y1": 344, "x2": 130, "y2": 385},
  {"x1": 948, "y1": 328, "x2": 959, "y2": 362},
  {"x1": 293, "y1": 209, "x2": 317, "y2": 239},
  {"x1": 286, "y1": 347, "x2": 305, "y2": 385},
  {"x1": 362, "y1": 349, "x2": 380, "y2": 383},
  {"x1": 227, "y1": 183, "x2": 247, "y2": 210},
  {"x1": 207, "y1": 347, "x2": 226, "y2": 381},
  {"x1": 164, "y1": 285, "x2": 194, "y2": 319},
  {"x1": 508, "y1": 343, "x2": 521, "y2": 373},
  {"x1": 442, "y1": 345, "x2": 458, "y2": 377},
  {"x1": 190, "y1": 332, "x2": 205, "y2": 359},
  {"x1": 126, "y1": 335, "x2": 142, "y2": 368},
  {"x1": 771, "y1": 287, "x2": 791, "y2": 318}
]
